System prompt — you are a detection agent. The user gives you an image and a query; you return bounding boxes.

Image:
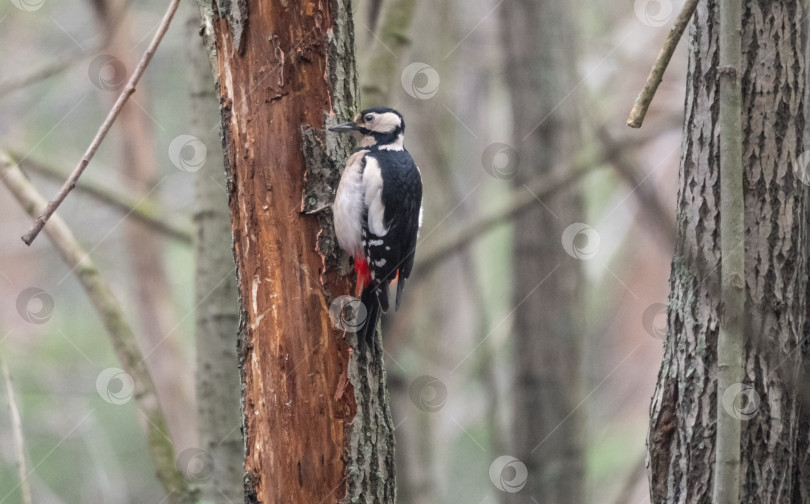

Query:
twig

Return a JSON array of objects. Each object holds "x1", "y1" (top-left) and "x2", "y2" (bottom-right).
[
  {"x1": 626, "y1": 0, "x2": 700, "y2": 128},
  {"x1": 14, "y1": 153, "x2": 192, "y2": 244},
  {"x1": 0, "y1": 153, "x2": 197, "y2": 504},
  {"x1": 21, "y1": 0, "x2": 183, "y2": 246},
  {"x1": 416, "y1": 162, "x2": 599, "y2": 277},
  {"x1": 1, "y1": 356, "x2": 32, "y2": 504}
]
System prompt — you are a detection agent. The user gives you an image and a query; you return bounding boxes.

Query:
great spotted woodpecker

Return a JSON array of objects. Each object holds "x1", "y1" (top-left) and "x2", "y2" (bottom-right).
[{"x1": 330, "y1": 107, "x2": 423, "y2": 352}]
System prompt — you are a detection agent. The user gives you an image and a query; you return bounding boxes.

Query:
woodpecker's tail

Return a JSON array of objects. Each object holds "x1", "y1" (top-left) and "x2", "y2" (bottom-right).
[{"x1": 359, "y1": 284, "x2": 380, "y2": 354}]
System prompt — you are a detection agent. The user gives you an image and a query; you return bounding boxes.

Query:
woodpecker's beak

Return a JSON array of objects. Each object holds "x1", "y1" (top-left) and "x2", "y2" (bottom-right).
[{"x1": 329, "y1": 121, "x2": 360, "y2": 133}]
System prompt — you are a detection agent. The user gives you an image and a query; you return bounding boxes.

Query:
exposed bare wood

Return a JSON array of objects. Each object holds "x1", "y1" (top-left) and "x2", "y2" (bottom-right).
[{"x1": 198, "y1": 0, "x2": 396, "y2": 501}]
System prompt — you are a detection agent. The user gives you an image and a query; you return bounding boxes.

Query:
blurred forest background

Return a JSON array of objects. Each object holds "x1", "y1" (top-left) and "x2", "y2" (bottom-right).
[{"x1": 0, "y1": 0, "x2": 686, "y2": 502}]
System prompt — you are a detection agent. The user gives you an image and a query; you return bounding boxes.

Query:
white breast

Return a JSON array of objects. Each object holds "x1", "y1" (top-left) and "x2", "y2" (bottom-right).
[
  {"x1": 333, "y1": 150, "x2": 368, "y2": 256},
  {"x1": 363, "y1": 157, "x2": 388, "y2": 237}
]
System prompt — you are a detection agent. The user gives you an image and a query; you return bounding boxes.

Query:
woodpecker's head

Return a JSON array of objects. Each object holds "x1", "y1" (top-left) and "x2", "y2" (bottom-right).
[{"x1": 329, "y1": 107, "x2": 405, "y2": 150}]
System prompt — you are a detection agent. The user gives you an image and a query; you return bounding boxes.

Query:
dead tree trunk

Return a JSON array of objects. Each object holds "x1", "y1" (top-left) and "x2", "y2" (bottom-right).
[
  {"x1": 195, "y1": 1, "x2": 396, "y2": 502},
  {"x1": 648, "y1": 1, "x2": 810, "y2": 502}
]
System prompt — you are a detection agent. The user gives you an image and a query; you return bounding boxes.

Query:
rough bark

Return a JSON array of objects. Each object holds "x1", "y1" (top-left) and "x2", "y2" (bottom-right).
[
  {"x1": 196, "y1": 1, "x2": 396, "y2": 502},
  {"x1": 648, "y1": 1, "x2": 809, "y2": 502},
  {"x1": 187, "y1": 5, "x2": 243, "y2": 501},
  {"x1": 500, "y1": 0, "x2": 584, "y2": 503}
]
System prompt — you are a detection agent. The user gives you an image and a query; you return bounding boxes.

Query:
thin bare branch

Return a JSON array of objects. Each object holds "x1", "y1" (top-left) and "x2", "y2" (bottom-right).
[
  {"x1": 1, "y1": 356, "x2": 32, "y2": 504},
  {"x1": 15, "y1": 153, "x2": 192, "y2": 244},
  {"x1": 0, "y1": 153, "x2": 197, "y2": 504},
  {"x1": 416, "y1": 162, "x2": 599, "y2": 277},
  {"x1": 21, "y1": 0, "x2": 183, "y2": 246},
  {"x1": 626, "y1": 0, "x2": 700, "y2": 128},
  {"x1": 713, "y1": 0, "x2": 744, "y2": 498},
  {"x1": 0, "y1": 55, "x2": 81, "y2": 100}
]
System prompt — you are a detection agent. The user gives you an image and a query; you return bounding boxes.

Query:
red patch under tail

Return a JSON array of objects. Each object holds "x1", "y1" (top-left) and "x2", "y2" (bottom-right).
[{"x1": 354, "y1": 255, "x2": 371, "y2": 297}]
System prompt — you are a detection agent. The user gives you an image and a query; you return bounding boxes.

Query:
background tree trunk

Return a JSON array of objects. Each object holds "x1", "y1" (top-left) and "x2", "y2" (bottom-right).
[
  {"x1": 90, "y1": 0, "x2": 196, "y2": 453},
  {"x1": 648, "y1": 1, "x2": 809, "y2": 502},
  {"x1": 187, "y1": 5, "x2": 243, "y2": 501},
  {"x1": 196, "y1": 1, "x2": 396, "y2": 502},
  {"x1": 500, "y1": 0, "x2": 585, "y2": 503}
]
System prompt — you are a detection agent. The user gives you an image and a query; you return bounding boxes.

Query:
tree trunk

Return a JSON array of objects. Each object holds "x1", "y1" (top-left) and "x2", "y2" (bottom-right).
[
  {"x1": 187, "y1": 4, "x2": 243, "y2": 501},
  {"x1": 500, "y1": 1, "x2": 584, "y2": 503},
  {"x1": 195, "y1": 1, "x2": 396, "y2": 502},
  {"x1": 648, "y1": 1, "x2": 809, "y2": 502}
]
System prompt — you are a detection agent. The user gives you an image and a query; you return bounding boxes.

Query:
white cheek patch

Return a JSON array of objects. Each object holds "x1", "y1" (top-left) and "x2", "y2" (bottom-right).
[
  {"x1": 363, "y1": 157, "x2": 389, "y2": 236},
  {"x1": 367, "y1": 112, "x2": 402, "y2": 133}
]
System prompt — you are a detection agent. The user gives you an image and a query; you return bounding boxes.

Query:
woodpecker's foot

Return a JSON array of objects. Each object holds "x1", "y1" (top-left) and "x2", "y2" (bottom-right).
[{"x1": 303, "y1": 203, "x2": 330, "y2": 215}]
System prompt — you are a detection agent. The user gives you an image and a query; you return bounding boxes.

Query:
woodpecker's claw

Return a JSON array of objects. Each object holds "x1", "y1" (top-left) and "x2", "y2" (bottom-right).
[{"x1": 304, "y1": 203, "x2": 331, "y2": 215}]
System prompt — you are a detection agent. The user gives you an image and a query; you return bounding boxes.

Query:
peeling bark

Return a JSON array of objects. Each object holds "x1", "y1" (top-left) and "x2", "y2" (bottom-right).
[
  {"x1": 648, "y1": 1, "x2": 809, "y2": 502},
  {"x1": 195, "y1": 1, "x2": 396, "y2": 502}
]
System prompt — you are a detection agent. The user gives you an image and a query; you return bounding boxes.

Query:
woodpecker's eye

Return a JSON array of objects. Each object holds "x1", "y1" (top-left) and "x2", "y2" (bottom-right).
[{"x1": 363, "y1": 114, "x2": 374, "y2": 123}]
